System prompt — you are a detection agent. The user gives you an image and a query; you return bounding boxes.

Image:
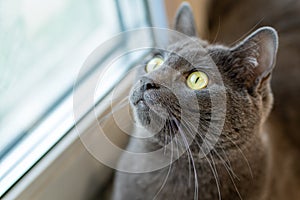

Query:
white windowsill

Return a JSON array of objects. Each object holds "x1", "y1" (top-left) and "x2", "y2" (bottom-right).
[{"x1": 3, "y1": 72, "x2": 134, "y2": 200}]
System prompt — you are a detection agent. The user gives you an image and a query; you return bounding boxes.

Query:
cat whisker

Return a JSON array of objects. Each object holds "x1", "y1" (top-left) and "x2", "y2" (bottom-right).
[
  {"x1": 153, "y1": 124, "x2": 174, "y2": 200},
  {"x1": 211, "y1": 150, "x2": 244, "y2": 200},
  {"x1": 176, "y1": 123, "x2": 201, "y2": 190},
  {"x1": 211, "y1": 148, "x2": 244, "y2": 200},
  {"x1": 170, "y1": 119, "x2": 193, "y2": 187},
  {"x1": 208, "y1": 153, "x2": 222, "y2": 200},
  {"x1": 182, "y1": 119, "x2": 239, "y2": 179},
  {"x1": 222, "y1": 134, "x2": 254, "y2": 178},
  {"x1": 182, "y1": 118, "x2": 247, "y2": 200},
  {"x1": 167, "y1": 109, "x2": 203, "y2": 192},
  {"x1": 214, "y1": 147, "x2": 240, "y2": 180},
  {"x1": 163, "y1": 124, "x2": 168, "y2": 155},
  {"x1": 220, "y1": 148, "x2": 236, "y2": 176},
  {"x1": 183, "y1": 119, "x2": 242, "y2": 181},
  {"x1": 179, "y1": 131, "x2": 199, "y2": 200},
  {"x1": 173, "y1": 118, "x2": 199, "y2": 200},
  {"x1": 212, "y1": 16, "x2": 221, "y2": 44},
  {"x1": 174, "y1": 132, "x2": 181, "y2": 159},
  {"x1": 179, "y1": 118, "x2": 223, "y2": 200},
  {"x1": 228, "y1": 17, "x2": 265, "y2": 47}
]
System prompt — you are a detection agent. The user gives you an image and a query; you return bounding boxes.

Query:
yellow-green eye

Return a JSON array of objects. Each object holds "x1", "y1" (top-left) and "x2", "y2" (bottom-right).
[
  {"x1": 146, "y1": 57, "x2": 164, "y2": 72},
  {"x1": 187, "y1": 71, "x2": 209, "y2": 90}
]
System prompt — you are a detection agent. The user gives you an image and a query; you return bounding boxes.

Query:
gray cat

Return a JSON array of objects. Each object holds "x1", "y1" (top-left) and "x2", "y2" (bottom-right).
[
  {"x1": 112, "y1": 3, "x2": 278, "y2": 200},
  {"x1": 208, "y1": 0, "x2": 300, "y2": 199}
]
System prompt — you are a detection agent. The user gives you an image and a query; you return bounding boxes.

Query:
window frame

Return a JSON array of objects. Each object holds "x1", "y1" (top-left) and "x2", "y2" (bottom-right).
[{"x1": 0, "y1": 0, "x2": 167, "y2": 198}]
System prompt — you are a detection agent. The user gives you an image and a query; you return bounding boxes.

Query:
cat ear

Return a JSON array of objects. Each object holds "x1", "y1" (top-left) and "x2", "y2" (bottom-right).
[
  {"x1": 230, "y1": 27, "x2": 278, "y2": 93},
  {"x1": 174, "y1": 2, "x2": 197, "y2": 37}
]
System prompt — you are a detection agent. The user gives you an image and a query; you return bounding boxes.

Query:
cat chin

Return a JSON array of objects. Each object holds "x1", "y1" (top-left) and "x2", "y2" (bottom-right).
[
  {"x1": 135, "y1": 99, "x2": 149, "y2": 111},
  {"x1": 133, "y1": 98, "x2": 168, "y2": 117},
  {"x1": 133, "y1": 107, "x2": 169, "y2": 133}
]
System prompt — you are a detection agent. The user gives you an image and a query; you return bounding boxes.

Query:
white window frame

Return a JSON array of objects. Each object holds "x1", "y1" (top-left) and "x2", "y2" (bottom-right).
[{"x1": 1, "y1": 0, "x2": 167, "y2": 199}]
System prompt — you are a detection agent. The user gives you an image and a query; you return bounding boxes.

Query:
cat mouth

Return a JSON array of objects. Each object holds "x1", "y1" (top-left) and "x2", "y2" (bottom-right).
[
  {"x1": 134, "y1": 99, "x2": 149, "y2": 111},
  {"x1": 131, "y1": 89, "x2": 163, "y2": 113}
]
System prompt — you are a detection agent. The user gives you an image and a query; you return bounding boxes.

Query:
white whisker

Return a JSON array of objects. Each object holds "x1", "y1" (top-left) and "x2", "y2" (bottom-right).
[{"x1": 153, "y1": 122, "x2": 174, "y2": 200}]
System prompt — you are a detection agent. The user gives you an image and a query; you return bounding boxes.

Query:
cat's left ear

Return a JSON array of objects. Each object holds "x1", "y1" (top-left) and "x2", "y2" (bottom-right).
[
  {"x1": 174, "y1": 2, "x2": 197, "y2": 37},
  {"x1": 230, "y1": 27, "x2": 278, "y2": 92}
]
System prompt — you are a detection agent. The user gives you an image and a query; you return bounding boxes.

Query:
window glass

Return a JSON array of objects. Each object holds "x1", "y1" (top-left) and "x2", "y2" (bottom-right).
[
  {"x1": 0, "y1": 0, "x2": 159, "y2": 196},
  {"x1": 0, "y1": 0, "x2": 119, "y2": 156}
]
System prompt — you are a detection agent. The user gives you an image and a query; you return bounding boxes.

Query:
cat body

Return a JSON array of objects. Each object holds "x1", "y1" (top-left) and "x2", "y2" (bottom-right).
[
  {"x1": 113, "y1": 137, "x2": 265, "y2": 200},
  {"x1": 112, "y1": 3, "x2": 278, "y2": 200},
  {"x1": 208, "y1": 1, "x2": 300, "y2": 199}
]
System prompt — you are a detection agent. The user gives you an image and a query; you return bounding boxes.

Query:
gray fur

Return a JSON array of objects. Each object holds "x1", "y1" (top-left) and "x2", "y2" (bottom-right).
[
  {"x1": 174, "y1": 3, "x2": 198, "y2": 37},
  {"x1": 208, "y1": 0, "x2": 300, "y2": 199},
  {"x1": 112, "y1": 3, "x2": 278, "y2": 200}
]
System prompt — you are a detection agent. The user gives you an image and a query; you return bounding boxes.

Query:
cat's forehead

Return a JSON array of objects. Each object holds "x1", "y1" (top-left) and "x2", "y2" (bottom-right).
[
  {"x1": 167, "y1": 38, "x2": 208, "y2": 54},
  {"x1": 164, "y1": 38, "x2": 213, "y2": 70}
]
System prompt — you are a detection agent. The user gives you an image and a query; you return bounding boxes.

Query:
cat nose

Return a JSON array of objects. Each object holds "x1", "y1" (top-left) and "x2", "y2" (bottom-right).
[{"x1": 140, "y1": 78, "x2": 159, "y2": 92}]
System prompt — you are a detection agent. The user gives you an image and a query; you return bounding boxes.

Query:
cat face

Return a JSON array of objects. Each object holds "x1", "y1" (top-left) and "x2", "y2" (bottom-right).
[
  {"x1": 129, "y1": 4, "x2": 278, "y2": 150},
  {"x1": 130, "y1": 39, "x2": 222, "y2": 142}
]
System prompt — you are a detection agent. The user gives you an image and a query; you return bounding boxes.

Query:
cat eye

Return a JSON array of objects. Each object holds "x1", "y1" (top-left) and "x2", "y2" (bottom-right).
[
  {"x1": 187, "y1": 71, "x2": 208, "y2": 90},
  {"x1": 145, "y1": 56, "x2": 164, "y2": 73}
]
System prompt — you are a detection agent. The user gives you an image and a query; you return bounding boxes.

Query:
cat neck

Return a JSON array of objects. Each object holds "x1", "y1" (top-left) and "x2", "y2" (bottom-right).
[{"x1": 135, "y1": 124, "x2": 266, "y2": 165}]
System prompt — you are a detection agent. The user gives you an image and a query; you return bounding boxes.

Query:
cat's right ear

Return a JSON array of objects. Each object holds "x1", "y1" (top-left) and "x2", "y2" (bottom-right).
[{"x1": 174, "y1": 2, "x2": 197, "y2": 37}]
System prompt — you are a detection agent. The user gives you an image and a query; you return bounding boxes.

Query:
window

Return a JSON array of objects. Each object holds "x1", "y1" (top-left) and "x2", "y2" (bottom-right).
[{"x1": 0, "y1": 0, "x2": 167, "y2": 197}]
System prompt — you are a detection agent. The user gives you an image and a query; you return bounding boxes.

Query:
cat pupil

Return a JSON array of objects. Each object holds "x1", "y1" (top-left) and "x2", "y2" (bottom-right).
[{"x1": 195, "y1": 77, "x2": 200, "y2": 84}]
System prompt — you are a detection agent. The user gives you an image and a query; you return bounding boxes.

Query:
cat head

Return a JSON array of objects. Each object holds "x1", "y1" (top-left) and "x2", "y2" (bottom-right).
[{"x1": 129, "y1": 3, "x2": 278, "y2": 151}]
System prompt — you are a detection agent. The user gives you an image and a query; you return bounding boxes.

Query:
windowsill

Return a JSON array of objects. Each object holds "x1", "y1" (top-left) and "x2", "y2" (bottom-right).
[{"x1": 2, "y1": 72, "x2": 134, "y2": 200}]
